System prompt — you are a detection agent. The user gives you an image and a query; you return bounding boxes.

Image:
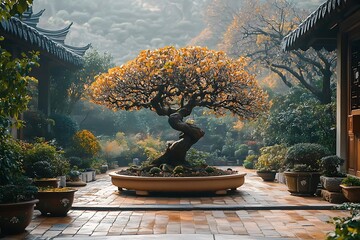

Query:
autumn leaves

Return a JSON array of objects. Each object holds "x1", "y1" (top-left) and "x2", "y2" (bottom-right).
[{"x1": 89, "y1": 46, "x2": 268, "y2": 119}]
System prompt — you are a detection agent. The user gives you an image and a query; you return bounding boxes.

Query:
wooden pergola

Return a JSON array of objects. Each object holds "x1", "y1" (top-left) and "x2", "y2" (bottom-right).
[{"x1": 282, "y1": 0, "x2": 360, "y2": 176}]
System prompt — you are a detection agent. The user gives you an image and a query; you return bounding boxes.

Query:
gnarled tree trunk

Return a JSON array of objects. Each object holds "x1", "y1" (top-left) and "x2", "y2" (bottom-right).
[{"x1": 150, "y1": 109, "x2": 205, "y2": 167}]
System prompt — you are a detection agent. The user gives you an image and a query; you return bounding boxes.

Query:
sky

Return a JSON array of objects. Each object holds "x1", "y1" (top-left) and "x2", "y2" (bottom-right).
[
  {"x1": 32, "y1": 0, "x2": 324, "y2": 65},
  {"x1": 33, "y1": 0, "x2": 208, "y2": 64}
]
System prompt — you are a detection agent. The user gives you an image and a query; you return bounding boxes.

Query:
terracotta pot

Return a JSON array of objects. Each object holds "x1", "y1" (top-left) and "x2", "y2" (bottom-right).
[
  {"x1": 0, "y1": 199, "x2": 38, "y2": 235},
  {"x1": 340, "y1": 184, "x2": 360, "y2": 202},
  {"x1": 36, "y1": 189, "x2": 77, "y2": 216},
  {"x1": 284, "y1": 171, "x2": 321, "y2": 196},
  {"x1": 256, "y1": 171, "x2": 276, "y2": 181},
  {"x1": 33, "y1": 178, "x2": 59, "y2": 188},
  {"x1": 110, "y1": 172, "x2": 246, "y2": 195}
]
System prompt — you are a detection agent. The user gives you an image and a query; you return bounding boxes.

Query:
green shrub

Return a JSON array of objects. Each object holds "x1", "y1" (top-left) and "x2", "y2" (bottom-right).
[
  {"x1": 0, "y1": 138, "x2": 23, "y2": 185},
  {"x1": 186, "y1": 148, "x2": 208, "y2": 167},
  {"x1": 50, "y1": 114, "x2": 78, "y2": 147},
  {"x1": 284, "y1": 143, "x2": 330, "y2": 171},
  {"x1": 342, "y1": 176, "x2": 360, "y2": 186},
  {"x1": 234, "y1": 144, "x2": 249, "y2": 161},
  {"x1": 52, "y1": 156, "x2": 70, "y2": 176},
  {"x1": 319, "y1": 155, "x2": 345, "y2": 177},
  {"x1": 90, "y1": 157, "x2": 107, "y2": 174},
  {"x1": 22, "y1": 110, "x2": 52, "y2": 140},
  {"x1": 22, "y1": 139, "x2": 64, "y2": 178},
  {"x1": 327, "y1": 203, "x2": 360, "y2": 240},
  {"x1": 255, "y1": 145, "x2": 287, "y2": 172},
  {"x1": 68, "y1": 156, "x2": 82, "y2": 168},
  {"x1": 243, "y1": 155, "x2": 257, "y2": 169},
  {"x1": 32, "y1": 161, "x2": 55, "y2": 178},
  {"x1": 0, "y1": 176, "x2": 38, "y2": 204}
]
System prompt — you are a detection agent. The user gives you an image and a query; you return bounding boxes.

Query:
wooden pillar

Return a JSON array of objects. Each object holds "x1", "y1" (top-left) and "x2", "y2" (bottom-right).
[
  {"x1": 337, "y1": 31, "x2": 349, "y2": 172},
  {"x1": 34, "y1": 60, "x2": 51, "y2": 116}
]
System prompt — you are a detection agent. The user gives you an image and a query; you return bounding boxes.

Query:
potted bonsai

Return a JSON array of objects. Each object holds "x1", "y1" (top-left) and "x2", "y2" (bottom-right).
[
  {"x1": 319, "y1": 155, "x2": 346, "y2": 192},
  {"x1": 88, "y1": 46, "x2": 267, "y2": 195},
  {"x1": 255, "y1": 145, "x2": 286, "y2": 181},
  {"x1": 340, "y1": 176, "x2": 360, "y2": 203},
  {"x1": 66, "y1": 169, "x2": 86, "y2": 187},
  {"x1": 284, "y1": 143, "x2": 330, "y2": 196},
  {"x1": 31, "y1": 161, "x2": 59, "y2": 188}
]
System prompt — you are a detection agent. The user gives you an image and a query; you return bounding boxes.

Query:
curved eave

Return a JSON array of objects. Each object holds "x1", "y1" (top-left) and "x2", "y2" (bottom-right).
[
  {"x1": 282, "y1": 0, "x2": 360, "y2": 51},
  {"x1": 20, "y1": 9, "x2": 45, "y2": 28},
  {"x1": 0, "y1": 17, "x2": 84, "y2": 66},
  {"x1": 35, "y1": 23, "x2": 73, "y2": 44},
  {"x1": 64, "y1": 43, "x2": 92, "y2": 57}
]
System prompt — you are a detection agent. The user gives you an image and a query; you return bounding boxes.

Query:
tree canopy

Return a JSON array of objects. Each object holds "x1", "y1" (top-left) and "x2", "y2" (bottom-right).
[
  {"x1": 90, "y1": 46, "x2": 268, "y2": 119},
  {"x1": 223, "y1": 0, "x2": 336, "y2": 104}
]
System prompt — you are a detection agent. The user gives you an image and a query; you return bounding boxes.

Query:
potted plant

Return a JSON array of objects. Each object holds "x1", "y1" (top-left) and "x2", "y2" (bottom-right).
[
  {"x1": 319, "y1": 155, "x2": 346, "y2": 192},
  {"x1": 0, "y1": 139, "x2": 38, "y2": 235},
  {"x1": 31, "y1": 161, "x2": 59, "y2": 188},
  {"x1": 23, "y1": 140, "x2": 62, "y2": 188},
  {"x1": 52, "y1": 156, "x2": 70, "y2": 187},
  {"x1": 284, "y1": 143, "x2": 330, "y2": 196},
  {"x1": 0, "y1": 177, "x2": 38, "y2": 235},
  {"x1": 340, "y1": 176, "x2": 360, "y2": 203},
  {"x1": 255, "y1": 145, "x2": 286, "y2": 181},
  {"x1": 36, "y1": 187, "x2": 77, "y2": 216},
  {"x1": 89, "y1": 46, "x2": 266, "y2": 195},
  {"x1": 66, "y1": 170, "x2": 86, "y2": 187}
]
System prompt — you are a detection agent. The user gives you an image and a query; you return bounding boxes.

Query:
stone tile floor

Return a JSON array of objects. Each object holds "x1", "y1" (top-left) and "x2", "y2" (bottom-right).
[{"x1": 2, "y1": 167, "x2": 350, "y2": 239}]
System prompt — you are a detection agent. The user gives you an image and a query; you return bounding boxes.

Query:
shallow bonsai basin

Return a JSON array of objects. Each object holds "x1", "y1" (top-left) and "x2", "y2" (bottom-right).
[{"x1": 110, "y1": 172, "x2": 246, "y2": 195}]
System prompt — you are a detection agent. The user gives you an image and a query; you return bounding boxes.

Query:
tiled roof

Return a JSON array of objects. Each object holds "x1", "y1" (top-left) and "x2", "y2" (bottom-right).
[
  {"x1": 0, "y1": 8, "x2": 90, "y2": 66},
  {"x1": 282, "y1": 0, "x2": 360, "y2": 51}
]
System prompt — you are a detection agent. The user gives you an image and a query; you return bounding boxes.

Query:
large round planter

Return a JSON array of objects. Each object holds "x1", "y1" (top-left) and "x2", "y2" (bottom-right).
[
  {"x1": 284, "y1": 171, "x2": 321, "y2": 196},
  {"x1": 0, "y1": 199, "x2": 38, "y2": 235},
  {"x1": 110, "y1": 172, "x2": 246, "y2": 195},
  {"x1": 33, "y1": 178, "x2": 59, "y2": 188},
  {"x1": 36, "y1": 189, "x2": 77, "y2": 216},
  {"x1": 340, "y1": 185, "x2": 360, "y2": 202},
  {"x1": 256, "y1": 171, "x2": 276, "y2": 181}
]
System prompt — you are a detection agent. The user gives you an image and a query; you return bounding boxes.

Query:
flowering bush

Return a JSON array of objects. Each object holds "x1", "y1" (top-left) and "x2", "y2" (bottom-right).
[{"x1": 72, "y1": 130, "x2": 101, "y2": 158}]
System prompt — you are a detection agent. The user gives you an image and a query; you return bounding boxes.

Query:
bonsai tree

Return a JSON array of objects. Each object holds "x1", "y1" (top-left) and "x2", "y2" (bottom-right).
[
  {"x1": 90, "y1": 46, "x2": 268, "y2": 168},
  {"x1": 319, "y1": 155, "x2": 346, "y2": 177},
  {"x1": 284, "y1": 143, "x2": 331, "y2": 172}
]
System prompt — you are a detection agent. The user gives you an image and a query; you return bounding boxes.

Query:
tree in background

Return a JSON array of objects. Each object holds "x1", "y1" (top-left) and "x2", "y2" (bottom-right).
[
  {"x1": 90, "y1": 46, "x2": 268, "y2": 167},
  {"x1": 254, "y1": 87, "x2": 336, "y2": 152},
  {"x1": 50, "y1": 49, "x2": 114, "y2": 114},
  {"x1": 221, "y1": 0, "x2": 336, "y2": 104}
]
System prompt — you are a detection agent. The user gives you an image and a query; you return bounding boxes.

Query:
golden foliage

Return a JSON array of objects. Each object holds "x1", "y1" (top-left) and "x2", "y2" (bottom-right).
[{"x1": 90, "y1": 46, "x2": 268, "y2": 119}]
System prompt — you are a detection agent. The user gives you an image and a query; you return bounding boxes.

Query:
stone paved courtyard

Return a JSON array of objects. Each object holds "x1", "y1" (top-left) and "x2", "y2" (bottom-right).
[{"x1": 4, "y1": 167, "x2": 349, "y2": 239}]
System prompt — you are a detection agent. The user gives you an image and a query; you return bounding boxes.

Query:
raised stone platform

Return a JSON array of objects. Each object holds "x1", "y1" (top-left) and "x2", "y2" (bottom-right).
[{"x1": 321, "y1": 189, "x2": 347, "y2": 204}]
